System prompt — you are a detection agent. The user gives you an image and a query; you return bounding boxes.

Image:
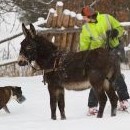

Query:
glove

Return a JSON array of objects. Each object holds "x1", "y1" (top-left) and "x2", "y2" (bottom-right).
[
  {"x1": 112, "y1": 43, "x2": 127, "y2": 63},
  {"x1": 106, "y1": 29, "x2": 119, "y2": 39}
]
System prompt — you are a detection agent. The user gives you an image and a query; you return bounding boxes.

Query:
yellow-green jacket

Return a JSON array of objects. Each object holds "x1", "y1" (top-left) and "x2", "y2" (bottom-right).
[{"x1": 80, "y1": 13, "x2": 125, "y2": 51}]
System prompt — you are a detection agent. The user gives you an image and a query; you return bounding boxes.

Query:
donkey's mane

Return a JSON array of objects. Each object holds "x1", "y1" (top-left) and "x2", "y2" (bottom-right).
[{"x1": 36, "y1": 33, "x2": 58, "y2": 52}]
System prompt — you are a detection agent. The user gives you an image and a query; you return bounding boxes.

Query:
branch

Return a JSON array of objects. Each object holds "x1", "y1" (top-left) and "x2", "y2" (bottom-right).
[{"x1": 37, "y1": 0, "x2": 54, "y2": 5}]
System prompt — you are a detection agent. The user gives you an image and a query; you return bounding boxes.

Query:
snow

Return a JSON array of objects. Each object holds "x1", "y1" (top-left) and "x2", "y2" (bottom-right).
[
  {"x1": 70, "y1": 11, "x2": 76, "y2": 17},
  {"x1": 49, "y1": 8, "x2": 55, "y2": 14},
  {"x1": 76, "y1": 13, "x2": 83, "y2": 20},
  {"x1": 0, "y1": 70, "x2": 129, "y2": 130},
  {"x1": 0, "y1": 12, "x2": 21, "y2": 40},
  {"x1": 56, "y1": 1, "x2": 64, "y2": 6},
  {"x1": 63, "y1": 9, "x2": 70, "y2": 15}
]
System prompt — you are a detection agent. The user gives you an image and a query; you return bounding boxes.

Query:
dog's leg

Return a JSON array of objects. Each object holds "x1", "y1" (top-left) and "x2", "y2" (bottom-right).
[{"x1": 3, "y1": 105, "x2": 10, "y2": 113}]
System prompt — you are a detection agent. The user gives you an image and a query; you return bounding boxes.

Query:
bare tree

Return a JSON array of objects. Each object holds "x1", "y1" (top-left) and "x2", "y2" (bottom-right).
[{"x1": 0, "y1": 0, "x2": 18, "y2": 24}]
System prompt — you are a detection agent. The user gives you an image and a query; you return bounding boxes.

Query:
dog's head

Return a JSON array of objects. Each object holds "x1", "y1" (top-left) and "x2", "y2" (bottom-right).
[{"x1": 12, "y1": 86, "x2": 26, "y2": 104}]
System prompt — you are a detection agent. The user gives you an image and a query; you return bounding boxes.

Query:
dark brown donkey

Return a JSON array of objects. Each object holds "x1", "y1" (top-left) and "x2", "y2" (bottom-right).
[{"x1": 18, "y1": 23, "x2": 120, "y2": 119}]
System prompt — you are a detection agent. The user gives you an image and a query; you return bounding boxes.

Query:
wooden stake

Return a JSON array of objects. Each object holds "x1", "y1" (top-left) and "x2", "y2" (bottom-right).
[
  {"x1": 66, "y1": 11, "x2": 76, "y2": 51},
  {"x1": 46, "y1": 8, "x2": 55, "y2": 28},
  {"x1": 60, "y1": 9, "x2": 70, "y2": 50},
  {"x1": 71, "y1": 13, "x2": 83, "y2": 52}
]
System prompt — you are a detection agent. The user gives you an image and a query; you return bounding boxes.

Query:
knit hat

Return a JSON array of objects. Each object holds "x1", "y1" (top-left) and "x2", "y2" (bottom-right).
[{"x1": 81, "y1": 6, "x2": 96, "y2": 17}]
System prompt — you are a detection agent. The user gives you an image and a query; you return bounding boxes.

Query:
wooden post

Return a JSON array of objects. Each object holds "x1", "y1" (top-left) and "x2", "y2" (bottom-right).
[
  {"x1": 46, "y1": 8, "x2": 55, "y2": 28},
  {"x1": 52, "y1": 13, "x2": 58, "y2": 28},
  {"x1": 56, "y1": 1, "x2": 64, "y2": 28},
  {"x1": 54, "y1": 1, "x2": 64, "y2": 47},
  {"x1": 75, "y1": 13, "x2": 83, "y2": 27},
  {"x1": 66, "y1": 11, "x2": 76, "y2": 51},
  {"x1": 56, "y1": 1, "x2": 63, "y2": 15},
  {"x1": 46, "y1": 9, "x2": 57, "y2": 43},
  {"x1": 71, "y1": 14, "x2": 83, "y2": 52},
  {"x1": 62, "y1": 9, "x2": 70, "y2": 28},
  {"x1": 60, "y1": 9, "x2": 70, "y2": 50}
]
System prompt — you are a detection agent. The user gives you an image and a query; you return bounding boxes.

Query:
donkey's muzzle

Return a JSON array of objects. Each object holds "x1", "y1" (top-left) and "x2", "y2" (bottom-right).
[
  {"x1": 17, "y1": 54, "x2": 28, "y2": 66},
  {"x1": 18, "y1": 60, "x2": 28, "y2": 66}
]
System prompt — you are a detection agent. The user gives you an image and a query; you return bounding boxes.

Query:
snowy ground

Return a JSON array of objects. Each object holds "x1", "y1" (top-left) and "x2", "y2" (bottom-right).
[{"x1": 0, "y1": 70, "x2": 130, "y2": 130}]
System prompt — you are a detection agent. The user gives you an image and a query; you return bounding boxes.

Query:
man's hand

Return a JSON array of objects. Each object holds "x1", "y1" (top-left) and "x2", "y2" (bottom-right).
[{"x1": 106, "y1": 29, "x2": 119, "y2": 39}]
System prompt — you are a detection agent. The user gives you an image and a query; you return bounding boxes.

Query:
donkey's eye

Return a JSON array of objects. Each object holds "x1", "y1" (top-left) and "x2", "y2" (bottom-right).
[{"x1": 26, "y1": 46, "x2": 32, "y2": 50}]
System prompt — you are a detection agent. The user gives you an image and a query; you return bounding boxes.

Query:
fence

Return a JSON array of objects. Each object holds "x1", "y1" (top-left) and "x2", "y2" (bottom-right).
[{"x1": 0, "y1": 1, "x2": 130, "y2": 77}]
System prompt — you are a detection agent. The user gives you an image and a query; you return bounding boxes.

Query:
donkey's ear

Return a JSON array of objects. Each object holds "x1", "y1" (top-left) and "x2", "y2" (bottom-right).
[
  {"x1": 22, "y1": 23, "x2": 30, "y2": 37},
  {"x1": 30, "y1": 23, "x2": 36, "y2": 38}
]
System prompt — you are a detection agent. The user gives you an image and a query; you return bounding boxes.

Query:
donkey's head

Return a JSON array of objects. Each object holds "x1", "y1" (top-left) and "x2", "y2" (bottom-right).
[{"x1": 18, "y1": 23, "x2": 38, "y2": 66}]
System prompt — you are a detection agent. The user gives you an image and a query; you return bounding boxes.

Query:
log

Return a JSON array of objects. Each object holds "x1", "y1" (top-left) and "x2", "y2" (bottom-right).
[
  {"x1": 39, "y1": 28, "x2": 81, "y2": 34},
  {"x1": 56, "y1": 1, "x2": 64, "y2": 28},
  {"x1": 52, "y1": 13, "x2": 58, "y2": 28},
  {"x1": 69, "y1": 11, "x2": 76, "y2": 27},
  {"x1": 66, "y1": 11, "x2": 76, "y2": 51},
  {"x1": 75, "y1": 13, "x2": 83, "y2": 27},
  {"x1": 54, "y1": 1, "x2": 64, "y2": 46},
  {"x1": 57, "y1": 14, "x2": 63, "y2": 28},
  {"x1": 71, "y1": 13, "x2": 83, "y2": 52},
  {"x1": 60, "y1": 9, "x2": 70, "y2": 50},
  {"x1": 46, "y1": 8, "x2": 55, "y2": 28},
  {"x1": 62, "y1": 9, "x2": 70, "y2": 28},
  {"x1": 56, "y1": 1, "x2": 64, "y2": 15},
  {"x1": 71, "y1": 32, "x2": 80, "y2": 52},
  {"x1": 54, "y1": 34, "x2": 61, "y2": 48}
]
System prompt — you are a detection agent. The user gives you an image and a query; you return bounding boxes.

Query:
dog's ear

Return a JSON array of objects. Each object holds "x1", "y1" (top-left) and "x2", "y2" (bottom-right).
[{"x1": 15, "y1": 86, "x2": 21, "y2": 90}]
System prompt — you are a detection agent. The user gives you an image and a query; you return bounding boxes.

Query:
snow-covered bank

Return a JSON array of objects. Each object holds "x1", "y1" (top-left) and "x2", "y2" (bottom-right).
[{"x1": 0, "y1": 70, "x2": 129, "y2": 130}]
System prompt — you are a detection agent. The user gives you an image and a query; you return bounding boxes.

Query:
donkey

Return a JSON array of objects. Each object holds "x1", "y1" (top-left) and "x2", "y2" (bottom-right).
[{"x1": 18, "y1": 23, "x2": 120, "y2": 119}]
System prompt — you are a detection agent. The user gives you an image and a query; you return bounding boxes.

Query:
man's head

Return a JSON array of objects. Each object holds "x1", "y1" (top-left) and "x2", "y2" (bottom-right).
[{"x1": 81, "y1": 6, "x2": 97, "y2": 23}]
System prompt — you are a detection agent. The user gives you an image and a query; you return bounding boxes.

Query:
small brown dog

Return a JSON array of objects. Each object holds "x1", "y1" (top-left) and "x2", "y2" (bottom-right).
[{"x1": 0, "y1": 86, "x2": 26, "y2": 113}]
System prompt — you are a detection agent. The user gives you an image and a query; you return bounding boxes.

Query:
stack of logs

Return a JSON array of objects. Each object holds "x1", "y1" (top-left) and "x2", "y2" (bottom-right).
[{"x1": 45, "y1": 1, "x2": 83, "y2": 52}]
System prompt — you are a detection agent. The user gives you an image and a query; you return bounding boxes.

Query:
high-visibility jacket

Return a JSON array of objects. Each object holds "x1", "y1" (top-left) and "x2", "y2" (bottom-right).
[{"x1": 80, "y1": 13, "x2": 125, "y2": 51}]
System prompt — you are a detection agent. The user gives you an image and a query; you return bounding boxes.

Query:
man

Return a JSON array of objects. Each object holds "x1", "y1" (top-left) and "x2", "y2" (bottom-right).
[{"x1": 80, "y1": 6, "x2": 129, "y2": 116}]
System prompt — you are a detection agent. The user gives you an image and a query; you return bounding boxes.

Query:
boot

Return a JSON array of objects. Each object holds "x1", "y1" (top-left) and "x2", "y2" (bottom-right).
[
  {"x1": 118, "y1": 100, "x2": 129, "y2": 111},
  {"x1": 87, "y1": 107, "x2": 98, "y2": 116}
]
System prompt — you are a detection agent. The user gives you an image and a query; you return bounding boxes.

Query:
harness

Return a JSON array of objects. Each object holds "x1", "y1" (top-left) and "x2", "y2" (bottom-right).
[{"x1": 27, "y1": 50, "x2": 68, "y2": 85}]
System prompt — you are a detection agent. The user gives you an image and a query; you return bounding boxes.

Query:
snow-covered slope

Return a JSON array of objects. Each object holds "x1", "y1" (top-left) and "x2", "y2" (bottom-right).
[{"x1": 0, "y1": 70, "x2": 129, "y2": 130}]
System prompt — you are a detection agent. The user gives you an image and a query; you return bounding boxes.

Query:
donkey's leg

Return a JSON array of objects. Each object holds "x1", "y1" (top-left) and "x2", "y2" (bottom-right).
[
  {"x1": 106, "y1": 86, "x2": 118, "y2": 116},
  {"x1": 89, "y1": 71, "x2": 107, "y2": 118},
  {"x1": 48, "y1": 85, "x2": 58, "y2": 120},
  {"x1": 97, "y1": 90, "x2": 107, "y2": 118},
  {"x1": 57, "y1": 88, "x2": 66, "y2": 120}
]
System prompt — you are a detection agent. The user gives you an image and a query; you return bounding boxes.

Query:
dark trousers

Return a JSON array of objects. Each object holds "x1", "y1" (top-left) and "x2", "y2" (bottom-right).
[{"x1": 88, "y1": 74, "x2": 130, "y2": 108}]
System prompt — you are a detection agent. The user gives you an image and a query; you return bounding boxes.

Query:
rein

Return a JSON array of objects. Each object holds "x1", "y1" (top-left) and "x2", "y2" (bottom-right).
[
  {"x1": 25, "y1": 50, "x2": 67, "y2": 74},
  {"x1": 44, "y1": 51, "x2": 68, "y2": 73}
]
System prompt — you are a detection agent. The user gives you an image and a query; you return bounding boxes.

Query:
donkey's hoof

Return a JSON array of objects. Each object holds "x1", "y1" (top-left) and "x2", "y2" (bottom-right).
[
  {"x1": 111, "y1": 114, "x2": 116, "y2": 117},
  {"x1": 61, "y1": 116, "x2": 66, "y2": 120},
  {"x1": 111, "y1": 112, "x2": 116, "y2": 117},
  {"x1": 97, "y1": 116, "x2": 102, "y2": 118},
  {"x1": 51, "y1": 116, "x2": 56, "y2": 120},
  {"x1": 111, "y1": 108, "x2": 117, "y2": 117},
  {"x1": 97, "y1": 113, "x2": 103, "y2": 118}
]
